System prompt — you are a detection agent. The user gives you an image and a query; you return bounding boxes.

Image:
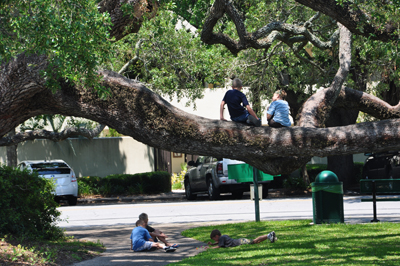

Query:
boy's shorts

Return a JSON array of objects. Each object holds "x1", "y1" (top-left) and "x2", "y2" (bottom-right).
[
  {"x1": 231, "y1": 111, "x2": 250, "y2": 123},
  {"x1": 239, "y1": 238, "x2": 254, "y2": 245},
  {"x1": 134, "y1": 241, "x2": 154, "y2": 252}
]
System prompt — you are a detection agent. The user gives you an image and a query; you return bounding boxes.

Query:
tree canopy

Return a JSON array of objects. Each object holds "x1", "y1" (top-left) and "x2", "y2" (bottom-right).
[{"x1": 1, "y1": 0, "x2": 400, "y2": 175}]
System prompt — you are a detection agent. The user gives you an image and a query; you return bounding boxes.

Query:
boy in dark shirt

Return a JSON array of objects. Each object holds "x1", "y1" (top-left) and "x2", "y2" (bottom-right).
[
  {"x1": 138, "y1": 213, "x2": 178, "y2": 248},
  {"x1": 206, "y1": 229, "x2": 277, "y2": 249},
  {"x1": 220, "y1": 78, "x2": 261, "y2": 127},
  {"x1": 130, "y1": 219, "x2": 176, "y2": 252}
]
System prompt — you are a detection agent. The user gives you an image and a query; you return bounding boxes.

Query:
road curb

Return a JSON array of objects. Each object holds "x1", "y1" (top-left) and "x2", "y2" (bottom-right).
[
  {"x1": 78, "y1": 191, "x2": 186, "y2": 204},
  {"x1": 76, "y1": 189, "x2": 359, "y2": 204}
]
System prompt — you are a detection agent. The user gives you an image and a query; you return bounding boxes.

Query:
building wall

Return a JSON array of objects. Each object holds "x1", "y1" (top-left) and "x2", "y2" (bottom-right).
[
  {"x1": 171, "y1": 153, "x2": 184, "y2": 173},
  {"x1": 0, "y1": 137, "x2": 154, "y2": 177}
]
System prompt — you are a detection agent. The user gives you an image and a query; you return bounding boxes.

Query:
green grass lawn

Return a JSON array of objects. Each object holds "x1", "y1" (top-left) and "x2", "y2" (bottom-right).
[{"x1": 173, "y1": 220, "x2": 400, "y2": 265}]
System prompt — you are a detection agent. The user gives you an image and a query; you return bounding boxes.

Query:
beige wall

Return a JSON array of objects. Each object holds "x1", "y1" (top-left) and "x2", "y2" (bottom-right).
[
  {"x1": 309, "y1": 153, "x2": 367, "y2": 164},
  {"x1": 171, "y1": 153, "x2": 185, "y2": 174},
  {"x1": 0, "y1": 137, "x2": 154, "y2": 177}
]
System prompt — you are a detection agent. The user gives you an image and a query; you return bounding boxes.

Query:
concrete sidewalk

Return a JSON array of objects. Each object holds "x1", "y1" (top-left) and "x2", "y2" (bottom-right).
[
  {"x1": 77, "y1": 190, "x2": 187, "y2": 205},
  {"x1": 66, "y1": 222, "x2": 224, "y2": 266}
]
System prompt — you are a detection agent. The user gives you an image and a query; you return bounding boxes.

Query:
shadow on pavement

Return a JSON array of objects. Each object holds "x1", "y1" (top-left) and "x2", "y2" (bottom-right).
[{"x1": 66, "y1": 222, "x2": 215, "y2": 266}]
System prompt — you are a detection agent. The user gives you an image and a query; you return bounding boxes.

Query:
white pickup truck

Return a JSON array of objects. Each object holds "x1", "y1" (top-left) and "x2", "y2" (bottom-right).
[{"x1": 184, "y1": 156, "x2": 273, "y2": 200}]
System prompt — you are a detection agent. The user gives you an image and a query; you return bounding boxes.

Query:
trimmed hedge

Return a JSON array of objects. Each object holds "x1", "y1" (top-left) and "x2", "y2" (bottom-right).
[
  {"x1": 78, "y1": 171, "x2": 171, "y2": 197},
  {"x1": 280, "y1": 163, "x2": 364, "y2": 190},
  {"x1": 0, "y1": 165, "x2": 63, "y2": 240}
]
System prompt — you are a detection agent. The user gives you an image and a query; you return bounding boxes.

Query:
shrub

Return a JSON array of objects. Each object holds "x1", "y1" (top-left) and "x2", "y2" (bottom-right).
[
  {"x1": 283, "y1": 175, "x2": 308, "y2": 190},
  {"x1": 77, "y1": 171, "x2": 171, "y2": 197},
  {"x1": 77, "y1": 176, "x2": 101, "y2": 197},
  {"x1": 353, "y1": 162, "x2": 364, "y2": 183},
  {"x1": 171, "y1": 163, "x2": 187, "y2": 190},
  {"x1": 306, "y1": 164, "x2": 328, "y2": 182},
  {"x1": 282, "y1": 163, "x2": 365, "y2": 190},
  {"x1": 0, "y1": 165, "x2": 64, "y2": 240}
]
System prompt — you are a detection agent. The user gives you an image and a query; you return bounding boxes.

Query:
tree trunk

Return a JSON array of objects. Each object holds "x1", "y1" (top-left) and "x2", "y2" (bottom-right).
[
  {"x1": 325, "y1": 107, "x2": 359, "y2": 190},
  {"x1": 6, "y1": 129, "x2": 17, "y2": 168},
  {"x1": 301, "y1": 164, "x2": 310, "y2": 186},
  {"x1": 326, "y1": 48, "x2": 369, "y2": 191},
  {"x1": 327, "y1": 154, "x2": 354, "y2": 190}
]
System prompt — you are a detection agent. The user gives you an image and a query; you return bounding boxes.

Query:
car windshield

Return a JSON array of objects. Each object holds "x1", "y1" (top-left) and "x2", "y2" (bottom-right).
[
  {"x1": 31, "y1": 162, "x2": 68, "y2": 169},
  {"x1": 31, "y1": 162, "x2": 71, "y2": 175}
]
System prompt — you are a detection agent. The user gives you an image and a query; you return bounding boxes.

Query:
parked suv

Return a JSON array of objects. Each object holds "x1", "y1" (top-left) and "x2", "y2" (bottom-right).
[
  {"x1": 18, "y1": 160, "x2": 78, "y2": 205},
  {"x1": 184, "y1": 156, "x2": 272, "y2": 200},
  {"x1": 362, "y1": 151, "x2": 400, "y2": 179}
]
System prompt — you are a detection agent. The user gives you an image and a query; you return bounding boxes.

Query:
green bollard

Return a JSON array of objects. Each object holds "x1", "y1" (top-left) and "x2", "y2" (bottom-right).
[{"x1": 253, "y1": 166, "x2": 260, "y2": 222}]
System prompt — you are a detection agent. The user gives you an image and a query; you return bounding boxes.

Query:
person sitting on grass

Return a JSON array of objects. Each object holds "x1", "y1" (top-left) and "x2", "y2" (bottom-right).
[
  {"x1": 130, "y1": 219, "x2": 176, "y2": 252},
  {"x1": 138, "y1": 213, "x2": 178, "y2": 248},
  {"x1": 206, "y1": 229, "x2": 277, "y2": 249}
]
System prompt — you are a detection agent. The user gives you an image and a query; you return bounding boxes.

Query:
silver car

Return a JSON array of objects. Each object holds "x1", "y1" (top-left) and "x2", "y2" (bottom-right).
[{"x1": 18, "y1": 160, "x2": 78, "y2": 205}]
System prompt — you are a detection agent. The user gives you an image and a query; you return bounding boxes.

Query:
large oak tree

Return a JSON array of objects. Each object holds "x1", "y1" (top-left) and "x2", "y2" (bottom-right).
[{"x1": 1, "y1": 0, "x2": 400, "y2": 175}]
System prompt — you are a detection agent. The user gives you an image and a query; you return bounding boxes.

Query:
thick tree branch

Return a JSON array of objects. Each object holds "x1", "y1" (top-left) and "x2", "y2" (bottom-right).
[
  {"x1": 295, "y1": 0, "x2": 398, "y2": 42},
  {"x1": 98, "y1": 0, "x2": 158, "y2": 41},
  {"x1": 2, "y1": 53, "x2": 400, "y2": 174},
  {"x1": 297, "y1": 23, "x2": 352, "y2": 128},
  {"x1": 0, "y1": 125, "x2": 106, "y2": 146},
  {"x1": 335, "y1": 87, "x2": 400, "y2": 119}
]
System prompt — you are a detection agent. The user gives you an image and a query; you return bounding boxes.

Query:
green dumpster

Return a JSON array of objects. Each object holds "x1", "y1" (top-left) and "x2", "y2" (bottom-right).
[
  {"x1": 311, "y1": 170, "x2": 344, "y2": 224},
  {"x1": 228, "y1": 164, "x2": 275, "y2": 182}
]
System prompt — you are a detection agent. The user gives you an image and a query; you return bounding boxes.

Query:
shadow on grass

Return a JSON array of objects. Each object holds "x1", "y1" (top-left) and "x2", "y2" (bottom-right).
[{"x1": 179, "y1": 220, "x2": 400, "y2": 265}]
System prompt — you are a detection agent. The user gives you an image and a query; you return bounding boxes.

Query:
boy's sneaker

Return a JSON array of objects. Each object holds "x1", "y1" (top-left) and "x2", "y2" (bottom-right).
[
  {"x1": 163, "y1": 246, "x2": 176, "y2": 252},
  {"x1": 267, "y1": 231, "x2": 276, "y2": 243}
]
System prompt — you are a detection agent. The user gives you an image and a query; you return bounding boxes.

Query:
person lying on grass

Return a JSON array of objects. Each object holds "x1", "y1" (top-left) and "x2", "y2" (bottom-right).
[
  {"x1": 205, "y1": 229, "x2": 277, "y2": 249},
  {"x1": 130, "y1": 219, "x2": 176, "y2": 252}
]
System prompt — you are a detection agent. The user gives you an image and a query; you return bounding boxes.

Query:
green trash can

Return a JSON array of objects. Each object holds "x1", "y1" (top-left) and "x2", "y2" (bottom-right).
[{"x1": 311, "y1": 171, "x2": 344, "y2": 224}]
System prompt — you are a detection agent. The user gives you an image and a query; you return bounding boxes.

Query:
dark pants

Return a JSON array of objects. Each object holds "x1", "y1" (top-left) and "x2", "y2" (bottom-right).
[{"x1": 268, "y1": 119, "x2": 284, "y2": 128}]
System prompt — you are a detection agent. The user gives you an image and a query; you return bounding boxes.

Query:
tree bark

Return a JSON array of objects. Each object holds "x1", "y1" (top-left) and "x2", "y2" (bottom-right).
[
  {"x1": 6, "y1": 129, "x2": 17, "y2": 168},
  {"x1": 297, "y1": 23, "x2": 352, "y2": 128},
  {"x1": 98, "y1": 0, "x2": 158, "y2": 41},
  {"x1": 326, "y1": 108, "x2": 359, "y2": 190},
  {"x1": 295, "y1": 0, "x2": 397, "y2": 42}
]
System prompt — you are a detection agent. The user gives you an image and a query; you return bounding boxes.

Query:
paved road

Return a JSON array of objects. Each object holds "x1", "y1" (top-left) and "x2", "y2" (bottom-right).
[{"x1": 58, "y1": 195, "x2": 400, "y2": 228}]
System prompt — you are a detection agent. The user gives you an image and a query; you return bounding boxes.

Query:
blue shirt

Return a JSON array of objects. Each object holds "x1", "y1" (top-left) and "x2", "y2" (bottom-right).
[
  {"x1": 130, "y1": 226, "x2": 151, "y2": 251},
  {"x1": 222, "y1": 89, "x2": 249, "y2": 119},
  {"x1": 267, "y1": 100, "x2": 291, "y2": 127}
]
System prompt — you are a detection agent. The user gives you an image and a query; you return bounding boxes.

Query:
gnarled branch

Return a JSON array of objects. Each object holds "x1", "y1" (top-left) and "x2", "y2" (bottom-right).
[
  {"x1": 295, "y1": 0, "x2": 398, "y2": 42},
  {"x1": 98, "y1": 0, "x2": 158, "y2": 41},
  {"x1": 0, "y1": 125, "x2": 106, "y2": 146},
  {"x1": 297, "y1": 23, "x2": 352, "y2": 128},
  {"x1": 201, "y1": 0, "x2": 339, "y2": 55}
]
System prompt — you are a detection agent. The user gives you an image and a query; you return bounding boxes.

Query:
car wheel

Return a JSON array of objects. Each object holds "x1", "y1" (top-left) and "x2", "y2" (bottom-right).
[
  {"x1": 231, "y1": 190, "x2": 243, "y2": 199},
  {"x1": 68, "y1": 196, "x2": 78, "y2": 206},
  {"x1": 208, "y1": 179, "x2": 220, "y2": 200},
  {"x1": 185, "y1": 181, "x2": 197, "y2": 200},
  {"x1": 54, "y1": 197, "x2": 61, "y2": 204},
  {"x1": 262, "y1": 183, "x2": 269, "y2": 199}
]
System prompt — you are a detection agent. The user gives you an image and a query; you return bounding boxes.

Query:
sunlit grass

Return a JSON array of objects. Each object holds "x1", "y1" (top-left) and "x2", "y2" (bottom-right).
[{"x1": 173, "y1": 220, "x2": 400, "y2": 265}]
